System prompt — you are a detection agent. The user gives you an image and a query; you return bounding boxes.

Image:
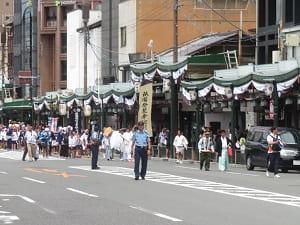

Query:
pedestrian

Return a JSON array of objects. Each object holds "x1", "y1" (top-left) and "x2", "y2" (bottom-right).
[
  {"x1": 215, "y1": 130, "x2": 232, "y2": 171},
  {"x1": 6, "y1": 124, "x2": 13, "y2": 151},
  {"x1": 198, "y1": 131, "x2": 214, "y2": 171},
  {"x1": 173, "y1": 130, "x2": 188, "y2": 164},
  {"x1": 39, "y1": 128, "x2": 51, "y2": 159},
  {"x1": 158, "y1": 128, "x2": 167, "y2": 158},
  {"x1": 131, "y1": 121, "x2": 151, "y2": 180},
  {"x1": 24, "y1": 126, "x2": 38, "y2": 162},
  {"x1": 68, "y1": 131, "x2": 77, "y2": 158},
  {"x1": 122, "y1": 128, "x2": 132, "y2": 161},
  {"x1": 81, "y1": 129, "x2": 90, "y2": 157},
  {"x1": 266, "y1": 127, "x2": 286, "y2": 178},
  {"x1": 103, "y1": 127, "x2": 113, "y2": 160},
  {"x1": 11, "y1": 126, "x2": 19, "y2": 150},
  {"x1": 90, "y1": 127, "x2": 100, "y2": 170}
]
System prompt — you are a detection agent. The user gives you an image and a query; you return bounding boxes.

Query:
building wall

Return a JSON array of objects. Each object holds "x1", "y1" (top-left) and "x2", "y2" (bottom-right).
[
  {"x1": 101, "y1": 0, "x2": 119, "y2": 84},
  {"x1": 118, "y1": 0, "x2": 136, "y2": 81},
  {"x1": 67, "y1": 10, "x2": 102, "y2": 91},
  {"x1": 136, "y1": 0, "x2": 256, "y2": 56},
  {"x1": 0, "y1": 0, "x2": 14, "y2": 26},
  {"x1": 205, "y1": 112, "x2": 232, "y2": 132}
]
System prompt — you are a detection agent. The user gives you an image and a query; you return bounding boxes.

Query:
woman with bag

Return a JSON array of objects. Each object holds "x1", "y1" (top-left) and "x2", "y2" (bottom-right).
[{"x1": 215, "y1": 130, "x2": 232, "y2": 171}]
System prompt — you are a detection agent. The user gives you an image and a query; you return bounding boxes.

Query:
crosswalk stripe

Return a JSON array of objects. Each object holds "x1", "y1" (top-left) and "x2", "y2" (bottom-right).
[
  {"x1": 0, "y1": 151, "x2": 65, "y2": 161},
  {"x1": 70, "y1": 165, "x2": 300, "y2": 208}
]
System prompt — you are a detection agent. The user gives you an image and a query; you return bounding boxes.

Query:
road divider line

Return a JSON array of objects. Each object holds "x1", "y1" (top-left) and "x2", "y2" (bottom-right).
[
  {"x1": 0, "y1": 194, "x2": 35, "y2": 203},
  {"x1": 226, "y1": 172, "x2": 260, "y2": 177},
  {"x1": 175, "y1": 166, "x2": 199, "y2": 170},
  {"x1": 22, "y1": 177, "x2": 46, "y2": 184},
  {"x1": 66, "y1": 188, "x2": 99, "y2": 198},
  {"x1": 130, "y1": 206, "x2": 182, "y2": 222}
]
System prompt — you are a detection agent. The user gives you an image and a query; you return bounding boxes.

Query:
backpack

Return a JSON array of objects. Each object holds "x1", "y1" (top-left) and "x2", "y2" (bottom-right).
[{"x1": 269, "y1": 134, "x2": 281, "y2": 152}]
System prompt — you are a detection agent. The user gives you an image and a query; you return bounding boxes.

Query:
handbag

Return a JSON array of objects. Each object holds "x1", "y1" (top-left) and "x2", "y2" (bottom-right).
[{"x1": 228, "y1": 146, "x2": 233, "y2": 157}]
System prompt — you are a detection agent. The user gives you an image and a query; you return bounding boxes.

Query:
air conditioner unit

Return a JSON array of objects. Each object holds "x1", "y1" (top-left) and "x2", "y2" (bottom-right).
[{"x1": 285, "y1": 34, "x2": 300, "y2": 46}]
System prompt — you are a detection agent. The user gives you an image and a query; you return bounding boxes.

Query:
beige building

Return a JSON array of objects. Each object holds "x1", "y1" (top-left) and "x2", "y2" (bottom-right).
[{"x1": 0, "y1": 0, "x2": 13, "y2": 26}]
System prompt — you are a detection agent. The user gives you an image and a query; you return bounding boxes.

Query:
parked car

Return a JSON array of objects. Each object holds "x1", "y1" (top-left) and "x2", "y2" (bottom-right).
[{"x1": 245, "y1": 126, "x2": 300, "y2": 172}]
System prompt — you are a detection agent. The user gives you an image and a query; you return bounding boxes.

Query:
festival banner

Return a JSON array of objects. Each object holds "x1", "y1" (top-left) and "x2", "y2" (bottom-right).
[{"x1": 138, "y1": 83, "x2": 153, "y2": 137}]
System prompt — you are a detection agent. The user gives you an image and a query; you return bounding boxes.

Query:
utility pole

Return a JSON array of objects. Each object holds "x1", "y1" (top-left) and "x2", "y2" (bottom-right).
[
  {"x1": 109, "y1": 0, "x2": 113, "y2": 80},
  {"x1": 82, "y1": 0, "x2": 90, "y2": 95},
  {"x1": 1, "y1": 28, "x2": 6, "y2": 102},
  {"x1": 170, "y1": 0, "x2": 179, "y2": 158},
  {"x1": 238, "y1": 10, "x2": 243, "y2": 66}
]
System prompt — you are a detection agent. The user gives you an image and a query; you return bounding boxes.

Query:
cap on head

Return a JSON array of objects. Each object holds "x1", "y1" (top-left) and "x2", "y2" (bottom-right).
[
  {"x1": 137, "y1": 121, "x2": 144, "y2": 126},
  {"x1": 205, "y1": 131, "x2": 210, "y2": 135}
]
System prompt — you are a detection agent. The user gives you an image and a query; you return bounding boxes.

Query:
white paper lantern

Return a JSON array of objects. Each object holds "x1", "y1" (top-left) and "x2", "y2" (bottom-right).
[
  {"x1": 264, "y1": 83, "x2": 274, "y2": 97},
  {"x1": 163, "y1": 79, "x2": 171, "y2": 92},
  {"x1": 59, "y1": 103, "x2": 67, "y2": 116},
  {"x1": 189, "y1": 90, "x2": 197, "y2": 101},
  {"x1": 84, "y1": 105, "x2": 92, "y2": 117},
  {"x1": 225, "y1": 87, "x2": 233, "y2": 99}
]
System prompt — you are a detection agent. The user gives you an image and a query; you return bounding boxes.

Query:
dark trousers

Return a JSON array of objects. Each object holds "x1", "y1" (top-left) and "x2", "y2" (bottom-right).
[
  {"x1": 91, "y1": 145, "x2": 99, "y2": 169},
  {"x1": 22, "y1": 145, "x2": 28, "y2": 161},
  {"x1": 134, "y1": 146, "x2": 148, "y2": 178},
  {"x1": 7, "y1": 139, "x2": 12, "y2": 150},
  {"x1": 200, "y1": 152, "x2": 211, "y2": 170},
  {"x1": 268, "y1": 152, "x2": 280, "y2": 175}
]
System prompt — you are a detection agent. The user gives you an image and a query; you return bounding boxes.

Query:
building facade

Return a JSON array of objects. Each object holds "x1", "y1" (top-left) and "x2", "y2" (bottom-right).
[
  {"x1": 67, "y1": 9, "x2": 102, "y2": 91},
  {"x1": 0, "y1": 0, "x2": 14, "y2": 26},
  {"x1": 38, "y1": 0, "x2": 101, "y2": 96}
]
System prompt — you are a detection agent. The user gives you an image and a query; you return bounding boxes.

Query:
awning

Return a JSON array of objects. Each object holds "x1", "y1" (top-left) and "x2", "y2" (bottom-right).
[{"x1": 2, "y1": 99, "x2": 32, "y2": 111}]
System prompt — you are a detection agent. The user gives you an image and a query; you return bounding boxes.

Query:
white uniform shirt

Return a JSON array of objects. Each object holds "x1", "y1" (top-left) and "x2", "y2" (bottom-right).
[
  {"x1": 69, "y1": 136, "x2": 77, "y2": 148},
  {"x1": 173, "y1": 135, "x2": 188, "y2": 148},
  {"x1": 25, "y1": 131, "x2": 38, "y2": 144}
]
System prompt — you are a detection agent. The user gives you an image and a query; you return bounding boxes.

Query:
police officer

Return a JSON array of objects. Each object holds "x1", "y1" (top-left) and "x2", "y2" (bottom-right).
[
  {"x1": 91, "y1": 127, "x2": 100, "y2": 170},
  {"x1": 131, "y1": 121, "x2": 151, "y2": 180}
]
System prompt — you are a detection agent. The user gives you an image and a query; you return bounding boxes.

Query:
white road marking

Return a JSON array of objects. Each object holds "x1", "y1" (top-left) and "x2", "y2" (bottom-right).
[
  {"x1": 0, "y1": 171, "x2": 8, "y2": 174},
  {"x1": 22, "y1": 177, "x2": 46, "y2": 184},
  {"x1": 41, "y1": 207, "x2": 56, "y2": 215},
  {"x1": 0, "y1": 211, "x2": 10, "y2": 214},
  {"x1": 226, "y1": 172, "x2": 260, "y2": 177},
  {"x1": 0, "y1": 195, "x2": 35, "y2": 204},
  {"x1": 0, "y1": 151, "x2": 65, "y2": 161},
  {"x1": 175, "y1": 166, "x2": 198, "y2": 170},
  {"x1": 1, "y1": 199, "x2": 9, "y2": 202},
  {"x1": 66, "y1": 188, "x2": 99, "y2": 198},
  {"x1": 130, "y1": 206, "x2": 182, "y2": 222},
  {"x1": 0, "y1": 215, "x2": 19, "y2": 224},
  {"x1": 23, "y1": 175, "x2": 45, "y2": 183},
  {"x1": 70, "y1": 166, "x2": 300, "y2": 208}
]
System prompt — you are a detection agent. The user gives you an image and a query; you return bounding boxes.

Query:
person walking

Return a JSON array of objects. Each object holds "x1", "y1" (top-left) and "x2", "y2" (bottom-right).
[
  {"x1": 216, "y1": 130, "x2": 232, "y2": 171},
  {"x1": 173, "y1": 130, "x2": 188, "y2": 164},
  {"x1": 122, "y1": 128, "x2": 132, "y2": 161},
  {"x1": 198, "y1": 131, "x2": 214, "y2": 171},
  {"x1": 158, "y1": 128, "x2": 167, "y2": 158},
  {"x1": 131, "y1": 121, "x2": 151, "y2": 180},
  {"x1": 24, "y1": 126, "x2": 38, "y2": 162},
  {"x1": 39, "y1": 128, "x2": 51, "y2": 159},
  {"x1": 266, "y1": 127, "x2": 286, "y2": 178},
  {"x1": 90, "y1": 127, "x2": 100, "y2": 170}
]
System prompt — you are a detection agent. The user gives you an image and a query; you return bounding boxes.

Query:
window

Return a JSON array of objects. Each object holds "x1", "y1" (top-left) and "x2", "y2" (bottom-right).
[
  {"x1": 268, "y1": 45, "x2": 278, "y2": 64},
  {"x1": 280, "y1": 130, "x2": 300, "y2": 144},
  {"x1": 45, "y1": 7, "x2": 57, "y2": 27},
  {"x1": 253, "y1": 132, "x2": 263, "y2": 142},
  {"x1": 62, "y1": 6, "x2": 73, "y2": 27},
  {"x1": 258, "y1": 46, "x2": 266, "y2": 64},
  {"x1": 61, "y1": 33, "x2": 67, "y2": 53},
  {"x1": 295, "y1": 0, "x2": 300, "y2": 25},
  {"x1": 258, "y1": 0, "x2": 266, "y2": 27},
  {"x1": 61, "y1": 61, "x2": 67, "y2": 81},
  {"x1": 285, "y1": 0, "x2": 293, "y2": 23},
  {"x1": 120, "y1": 26, "x2": 127, "y2": 47},
  {"x1": 268, "y1": 0, "x2": 276, "y2": 26}
]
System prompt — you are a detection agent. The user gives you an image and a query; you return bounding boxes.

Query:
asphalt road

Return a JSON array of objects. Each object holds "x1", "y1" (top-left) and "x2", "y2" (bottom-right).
[{"x1": 1, "y1": 149, "x2": 300, "y2": 225}]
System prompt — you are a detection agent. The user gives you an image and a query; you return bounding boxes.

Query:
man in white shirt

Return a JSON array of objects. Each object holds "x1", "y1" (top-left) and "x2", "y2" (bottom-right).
[
  {"x1": 24, "y1": 126, "x2": 38, "y2": 162},
  {"x1": 266, "y1": 127, "x2": 286, "y2": 178},
  {"x1": 198, "y1": 131, "x2": 214, "y2": 171},
  {"x1": 173, "y1": 130, "x2": 188, "y2": 164},
  {"x1": 158, "y1": 128, "x2": 167, "y2": 158}
]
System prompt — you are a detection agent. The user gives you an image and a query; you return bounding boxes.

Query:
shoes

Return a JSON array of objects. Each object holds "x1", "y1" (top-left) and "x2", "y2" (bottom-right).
[
  {"x1": 205, "y1": 169, "x2": 210, "y2": 171},
  {"x1": 141, "y1": 177, "x2": 145, "y2": 180},
  {"x1": 134, "y1": 177, "x2": 139, "y2": 180},
  {"x1": 176, "y1": 160, "x2": 179, "y2": 164},
  {"x1": 179, "y1": 160, "x2": 183, "y2": 164},
  {"x1": 200, "y1": 167, "x2": 203, "y2": 170},
  {"x1": 266, "y1": 171, "x2": 270, "y2": 177},
  {"x1": 274, "y1": 174, "x2": 280, "y2": 178}
]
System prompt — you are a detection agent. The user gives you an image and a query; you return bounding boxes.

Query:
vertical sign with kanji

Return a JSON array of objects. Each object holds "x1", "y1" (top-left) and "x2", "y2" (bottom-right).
[{"x1": 138, "y1": 83, "x2": 153, "y2": 137}]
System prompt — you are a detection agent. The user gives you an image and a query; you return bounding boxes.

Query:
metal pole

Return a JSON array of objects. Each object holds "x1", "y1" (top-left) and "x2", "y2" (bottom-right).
[
  {"x1": 101, "y1": 98, "x2": 104, "y2": 131},
  {"x1": 231, "y1": 86, "x2": 237, "y2": 146},
  {"x1": 83, "y1": 20, "x2": 88, "y2": 94},
  {"x1": 32, "y1": 0, "x2": 38, "y2": 97},
  {"x1": 109, "y1": 0, "x2": 112, "y2": 78},
  {"x1": 238, "y1": 11, "x2": 243, "y2": 65},
  {"x1": 273, "y1": 81, "x2": 279, "y2": 127},
  {"x1": 1, "y1": 41, "x2": 4, "y2": 102},
  {"x1": 173, "y1": 0, "x2": 178, "y2": 64},
  {"x1": 196, "y1": 102, "x2": 201, "y2": 161}
]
